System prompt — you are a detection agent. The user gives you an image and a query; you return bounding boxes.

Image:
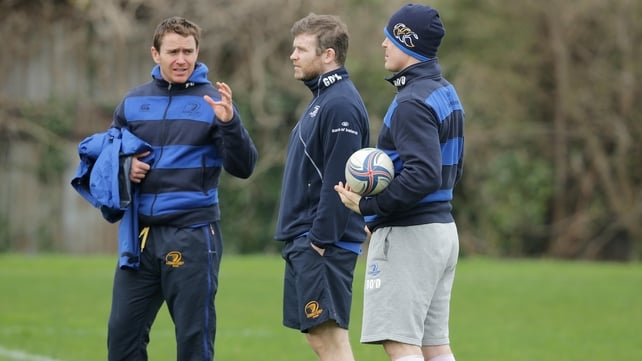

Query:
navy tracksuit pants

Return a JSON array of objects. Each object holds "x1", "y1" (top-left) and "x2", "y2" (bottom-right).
[{"x1": 107, "y1": 222, "x2": 223, "y2": 361}]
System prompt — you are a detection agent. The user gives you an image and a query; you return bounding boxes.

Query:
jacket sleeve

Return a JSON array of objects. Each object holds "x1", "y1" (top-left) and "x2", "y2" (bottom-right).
[
  {"x1": 110, "y1": 101, "x2": 128, "y2": 129},
  {"x1": 217, "y1": 103, "x2": 258, "y2": 179}
]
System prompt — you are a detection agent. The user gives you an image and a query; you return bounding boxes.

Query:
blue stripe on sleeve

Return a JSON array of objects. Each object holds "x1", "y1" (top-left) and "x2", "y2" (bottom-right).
[
  {"x1": 425, "y1": 85, "x2": 463, "y2": 123},
  {"x1": 422, "y1": 188, "x2": 453, "y2": 203},
  {"x1": 441, "y1": 137, "x2": 463, "y2": 166}
]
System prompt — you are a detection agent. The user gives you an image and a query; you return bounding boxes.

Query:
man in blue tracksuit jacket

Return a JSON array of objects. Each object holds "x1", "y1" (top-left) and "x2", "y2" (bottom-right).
[
  {"x1": 274, "y1": 14, "x2": 369, "y2": 361},
  {"x1": 103, "y1": 17, "x2": 257, "y2": 361},
  {"x1": 335, "y1": 4, "x2": 464, "y2": 361}
]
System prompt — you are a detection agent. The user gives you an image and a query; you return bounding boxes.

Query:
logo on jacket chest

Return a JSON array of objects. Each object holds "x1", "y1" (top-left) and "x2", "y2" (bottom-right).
[
  {"x1": 183, "y1": 102, "x2": 201, "y2": 114},
  {"x1": 308, "y1": 105, "x2": 320, "y2": 118},
  {"x1": 331, "y1": 121, "x2": 359, "y2": 135}
]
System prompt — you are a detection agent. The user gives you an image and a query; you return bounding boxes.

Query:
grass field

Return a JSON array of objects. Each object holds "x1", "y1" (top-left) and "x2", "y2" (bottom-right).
[{"x1": 0, "y1": 254, "x2": 641, "y2": 360}]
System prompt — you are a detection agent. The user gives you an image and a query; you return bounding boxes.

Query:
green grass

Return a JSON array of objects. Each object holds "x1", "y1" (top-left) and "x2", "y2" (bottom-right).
[{"x1": 0, "y1": 254, "x2": 641, "y2": 360}]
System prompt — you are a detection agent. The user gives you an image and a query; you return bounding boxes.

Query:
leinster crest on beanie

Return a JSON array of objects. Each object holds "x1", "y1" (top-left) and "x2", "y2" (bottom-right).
[{"x1": 384, "y1": 3, "x2": 445, "y2": 61}]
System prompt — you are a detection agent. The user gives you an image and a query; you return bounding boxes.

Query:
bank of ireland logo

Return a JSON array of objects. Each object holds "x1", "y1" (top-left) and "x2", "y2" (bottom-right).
[
  {"x1": 393, "y1": 23, "x2": 419, "y2": 48},
  {"x1": 165, "y1": 251, "x2": 184, "y2": 267},
  {"x1": 305, "y1": 300, "x2": 323, "y2": 319}
]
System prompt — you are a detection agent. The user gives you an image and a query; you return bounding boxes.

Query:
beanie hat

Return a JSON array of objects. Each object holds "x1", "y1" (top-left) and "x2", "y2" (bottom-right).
[{"x1": 384, "y1": 3, "x2": 445, "y2": 61}]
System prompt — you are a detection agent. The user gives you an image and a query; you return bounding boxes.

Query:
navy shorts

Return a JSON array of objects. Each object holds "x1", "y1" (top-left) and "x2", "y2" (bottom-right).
[{"x1": 281, "y1": 236, "x2": 359, "y2": 332}]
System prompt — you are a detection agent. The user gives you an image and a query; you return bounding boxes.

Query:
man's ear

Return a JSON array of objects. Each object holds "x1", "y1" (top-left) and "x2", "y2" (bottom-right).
[
  {"x1": 151, "y1": 46, "x2": 160, "y2": 64},
  {"x1": 322, "y1": 47, "x2": 336, "y2": 65}
]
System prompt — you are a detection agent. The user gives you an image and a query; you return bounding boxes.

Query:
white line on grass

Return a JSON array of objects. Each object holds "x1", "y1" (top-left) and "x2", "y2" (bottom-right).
[{"x1": 0, "y1": 346, "x2": 64, "y2": 361}]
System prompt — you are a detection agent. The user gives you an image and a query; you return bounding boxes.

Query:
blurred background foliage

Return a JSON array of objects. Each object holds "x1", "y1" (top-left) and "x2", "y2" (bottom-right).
[{"x1": 0, "y1": 0, "x2": 640, "y2": 260}]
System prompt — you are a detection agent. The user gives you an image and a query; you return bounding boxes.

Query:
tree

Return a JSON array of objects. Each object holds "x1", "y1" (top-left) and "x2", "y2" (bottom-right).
[{"x1": 1, "y1": 0, "x2": 640, "y2": 259}]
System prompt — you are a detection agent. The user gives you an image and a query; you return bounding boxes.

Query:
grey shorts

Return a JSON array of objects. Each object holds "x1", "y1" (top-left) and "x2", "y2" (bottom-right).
[{"x1": 360, "y1": 223, "x2": 459, "y2": 346}]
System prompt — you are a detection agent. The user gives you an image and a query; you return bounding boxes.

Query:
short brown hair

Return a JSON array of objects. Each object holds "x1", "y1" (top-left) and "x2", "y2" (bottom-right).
[
  {"x1": 152, "y1": 16, "x2": 202, "y2": 52},
  {"x1": 291, "y1": 13, "x2": 349, "y2": 66}
]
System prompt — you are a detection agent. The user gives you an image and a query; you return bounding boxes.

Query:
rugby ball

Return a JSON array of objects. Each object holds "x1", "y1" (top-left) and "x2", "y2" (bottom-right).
[{"x1": 345, "y1": 148, "x2": 394, "y2": 196}]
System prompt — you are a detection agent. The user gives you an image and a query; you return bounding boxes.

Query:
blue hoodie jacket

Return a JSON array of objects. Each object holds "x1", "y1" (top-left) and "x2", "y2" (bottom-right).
[
  {"x1": 274, "y1": 67, "x2": 369, "y2": 251},
  {"x1": 360, "y1": 59, "x2": 465, "y2": 231},
  {"x1": 71, "y1": 127, "x2": 154, "y2": 268},
  {"x1": 112, "y1": 62, "x2": 258, "y2": 227}
]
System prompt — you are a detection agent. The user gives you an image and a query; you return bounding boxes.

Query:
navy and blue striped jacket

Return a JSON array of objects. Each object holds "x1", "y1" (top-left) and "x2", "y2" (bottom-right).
[
  {"x1": 112, "y1": 62, "x2": 258, "y2": 227},
  {"x1": 360, "y1": 59, "x2": 464, "y2": 231}
]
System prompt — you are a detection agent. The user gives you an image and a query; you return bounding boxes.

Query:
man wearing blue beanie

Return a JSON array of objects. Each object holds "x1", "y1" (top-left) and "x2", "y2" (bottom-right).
[{"x1": 335, "y1": 4, "x2": 464, "y2": 361}]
